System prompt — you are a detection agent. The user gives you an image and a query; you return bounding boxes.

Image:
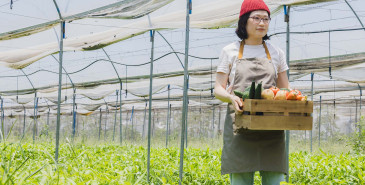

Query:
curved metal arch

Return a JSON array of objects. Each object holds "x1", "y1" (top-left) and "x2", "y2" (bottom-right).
[
  {"x1": 156, "y1": 31, "x2": 184, "y2": 69},
  {"x1": 20, "y1": 69, "x2": 35, "y2": 92},
  {"x1": 344, "y1": 0, "x2": 365, "y2": 32},
  {"x1": 51, "y1": 55, "x2": 75, "y2": 90},
  {"x1": 101, "y1": 48, "x2": 122, "y2": 86},
  {"x1": 42, "y1": 97, "x2": 51, "y2": 112}
]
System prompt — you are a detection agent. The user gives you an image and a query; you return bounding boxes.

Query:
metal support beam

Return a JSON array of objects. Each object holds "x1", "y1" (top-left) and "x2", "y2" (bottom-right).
[
  {"x1": 99, "y1": 108, "x2": 102, "y2": 141},
  {"x1": 0, "y1": 97, "x2": 4, "y2": 141},
  {"x1": 72, "y1": 89, "x2": 76, "y2": 139},
  {"x1": 212, "y1": 106, "x2": 215, "y2": 138},
  {"x1": 119, "y1": 84, "x2": 123, "y2": 145},
  {"x1": 104, "y1": 103, "x2": 108, "y2": 141},
  {"x1": 147, "y1": 30, "x2": 155, "y2": 183},
  {"x1": 358, "y1": 83, "x2": 362, "y2": 133},
  {"x1": 166, "y1": 84, "x2": 170, "y2": 148},
  {"x1": 310, "y1": 73, "x2": 314, "y2": 153},
  {"x1": 52, "y1": 0, "x2": 64, "y2": 163},
  {"x1": 218, "y1": 107, "x2": 221, "y2": 136},
  {"x1": 143, "y1": 102, "x2": 147, "y2": 139},
  {"x1": 113, "y1": 90, "x2": 119, "y2": 141},
  {"x1": 185, "y1": 94, "x2": 189, "y2": 148},
  {"x1": 33, "y1": 94, "x2": 38, "y2": 142},
  {"x1": 23, "y1": 105, "x2": 26, "y2": 138},
  {"x1": 179, "y1": 0, "x2": 191, "y2": 184},
  {"x1": 319, "y1": 96, "x2": 322, "y2": 148},
  {"x1": 47, "y1": 109, "x2": 50, "y2": 136},
  {"x1": 284, "y1": 5, "x2": 290, "y2": 182},
  {"x1": 131, "y1": 106, "x2": 135, "y2": 141}
]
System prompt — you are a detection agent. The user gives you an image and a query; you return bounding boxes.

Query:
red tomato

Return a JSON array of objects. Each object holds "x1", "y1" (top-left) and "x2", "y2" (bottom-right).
[
  {"x1": 286, "y1": 91, "x2": 298, "y2": 100},
  {"x1": 291, "y1": 89, "x2": 302, "y2": 96},
  {"x1": 296, "y1": 95, "x2": 303, "y2": 101},
  {"x1": 269, "y1": 86, "x2": 280, "y2": 96}
]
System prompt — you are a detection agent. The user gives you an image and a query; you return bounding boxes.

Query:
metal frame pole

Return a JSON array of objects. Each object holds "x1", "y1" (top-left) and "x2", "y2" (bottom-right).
[
  {"x1": 152, "y1": 110, "x2": 155, "y2": 137},
  {"x1": 143, "y1": 102, "x2": 147, "y2": 139},
  {"x1": 33, "y1": 94, "x2": 38, "y2": 142},
  {"x1": 131, "y1": 106, "x2": 134, "y2": 141},
  {"x1": 284, "y1": 5, "x2": 291, "y2": 182},
  {"x1": 319, "y1": 96, "x2": 322, "y2": 148},
  {"x1": 47, "y1": 108, "x2": 50, "y2": 136},
  {"x1": 52, "y1": 0, "x2": 64, "y2": 162},
  {"x1": 179, "y1": 0, "x2": 191, "y2": 184},
  {"x1": 99, "y1": 108, "x2": 102, "y2": 141},
  {"x1": 72, "y1": 89, "x2": 76, "y2": 139},
  {"x1": 113, "y1": 90, "x2": 119, "y2": 141},
  {"x1": 104, "y1": 104, "x2": 108, "y2": 141},
  {"x1": 185, "y1": 94, "x2": 189, "y2": 148},
  {"x1": 147, "y1": 30, "x2": 155, "y2": 183},
  {"x1": 125, "y1": 111, "x2": 129, "y2": 140},
  {"x1": 166, "y1": 84, "x2": 170, "y2": 148},
  {"x1": 212, "y1": 106, "x2": 215, "y2": 138},
  {"x1": 23, "y1": 105, "x2": 26, "y2": 137},
  {"x1": 0, "y1": 97, "x2": 4, "y2": 141},
  {"x1": 354, "y1": 97, "x2": 357, "y2": 123},
  {"x1": 358, "y1": 84, "x2": 362, "y2": 133},
  {"x1": 169, "y1": 104, "x2": 172, "y2": 136},
  {"x1": 310, "y1": 73, "x2": 314, "y2": 153},
  {"x1": 218, "y1": 106, "x2": 221, "y2": 136},
  {"x1": 119, "y1": 84, "x2": 123, "y2": 145}
]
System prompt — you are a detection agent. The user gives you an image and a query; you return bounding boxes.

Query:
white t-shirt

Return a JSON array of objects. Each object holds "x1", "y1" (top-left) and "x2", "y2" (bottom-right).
[{"x1": 216, "y1": 41, "x2": 289, "y2": 90}]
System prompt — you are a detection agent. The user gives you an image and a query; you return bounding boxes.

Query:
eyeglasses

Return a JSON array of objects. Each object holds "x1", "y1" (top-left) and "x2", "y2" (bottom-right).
[{"x1": 249, "y1": 16, "x2": 271, "y2": 24}]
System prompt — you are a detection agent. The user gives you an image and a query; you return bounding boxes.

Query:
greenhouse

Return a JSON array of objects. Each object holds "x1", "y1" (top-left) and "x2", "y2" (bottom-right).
[{"x1": 0, "y1": 0, "x2": 364, "y2": 184}]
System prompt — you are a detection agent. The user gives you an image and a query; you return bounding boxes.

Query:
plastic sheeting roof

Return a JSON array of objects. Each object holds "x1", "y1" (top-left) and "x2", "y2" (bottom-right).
[
  {"x1": 1, "y1": 0, "x2": 365, "y2": 118},
  {"x1": 0, "y1": 0, "x2": 336, "y2": 69}
]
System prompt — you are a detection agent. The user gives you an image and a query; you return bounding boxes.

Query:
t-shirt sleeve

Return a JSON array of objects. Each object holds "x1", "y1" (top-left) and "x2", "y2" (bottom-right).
[
  {"x1": 216, "y1": 48, "x2": 231, "y2": 74},
  {"x1": 277, "y1": 48, "x2": 289, "y2": 73}
]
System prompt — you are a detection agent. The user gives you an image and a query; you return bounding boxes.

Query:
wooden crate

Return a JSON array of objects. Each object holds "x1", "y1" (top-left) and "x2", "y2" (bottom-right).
[{"x1": 235, "y1": 99, "x2": 313, "y2": 130}]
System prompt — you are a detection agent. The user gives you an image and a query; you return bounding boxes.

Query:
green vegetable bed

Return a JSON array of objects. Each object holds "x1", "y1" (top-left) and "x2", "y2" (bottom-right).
[{"x1": 0, "y1": 143, "x2": 364, "y2": 184}]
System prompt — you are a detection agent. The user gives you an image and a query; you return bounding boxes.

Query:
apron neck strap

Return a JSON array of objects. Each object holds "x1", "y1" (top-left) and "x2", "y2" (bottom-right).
[
  {"x1": 263, "y1": 42, "x2": 272, "y2": 61},
  {"x1": 238, "y1": 40, "x2": 272, "y2": 61},
  {"x1": 238, "y1": 41, "x2": 244, "y2": 59}
]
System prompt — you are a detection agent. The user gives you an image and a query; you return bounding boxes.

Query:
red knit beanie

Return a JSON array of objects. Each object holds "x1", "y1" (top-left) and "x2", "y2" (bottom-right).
[{"x1": 239, "y1": 0, "x2": 270, "y2": 17}]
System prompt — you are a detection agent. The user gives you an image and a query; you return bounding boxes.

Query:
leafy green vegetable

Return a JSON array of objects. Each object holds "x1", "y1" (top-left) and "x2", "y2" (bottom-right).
[
  {"x1": 0, "y1": 142, "x2": 364, "y2": 184},
  {"x1": 254, "y1": 81, "x2": 262, "y2": 99},
  {"x1": 280, "y1": 88, "x2": 291, "y2": 92},
  {"x1": 249, "y1": 81, "x2": 256, "y2": 99}
]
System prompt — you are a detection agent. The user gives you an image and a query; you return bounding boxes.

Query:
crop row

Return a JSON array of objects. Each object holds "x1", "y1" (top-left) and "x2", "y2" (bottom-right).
[{"x1": 0, "y1": 142, "x2": 364, "y2": 184}]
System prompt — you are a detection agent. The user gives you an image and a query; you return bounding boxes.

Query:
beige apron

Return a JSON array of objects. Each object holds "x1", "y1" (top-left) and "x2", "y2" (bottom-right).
[{"x1": 221, "y1": 41, "x2": 287, "y2": 175}]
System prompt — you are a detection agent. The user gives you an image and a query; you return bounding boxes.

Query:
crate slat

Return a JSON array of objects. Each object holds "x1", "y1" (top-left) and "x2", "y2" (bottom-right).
[
  {"x1": 236, "y1": 114, "x2": 313, "y2": 130},
  {"x1": 244, "y1": 99, "x2": 313, "y2": 113},
  {"x1": 235, "y1": 99, "x2": 314, "y2": 131}
]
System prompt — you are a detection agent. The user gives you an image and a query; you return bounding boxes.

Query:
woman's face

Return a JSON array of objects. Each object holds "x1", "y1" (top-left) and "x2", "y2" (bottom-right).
[{"x1": 246, "y1": 10, "x2": 270, "y2": 40}]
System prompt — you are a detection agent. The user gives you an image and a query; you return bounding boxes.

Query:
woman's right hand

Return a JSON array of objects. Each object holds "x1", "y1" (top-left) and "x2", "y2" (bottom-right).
[{"x1": 230, "y1": 95, "x2": 244, "y2": 113}]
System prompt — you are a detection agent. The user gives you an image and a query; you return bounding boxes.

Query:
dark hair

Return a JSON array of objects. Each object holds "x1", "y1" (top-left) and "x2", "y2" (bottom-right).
[{"x1": 235, "y1": 12, "x2": 270, "y2": 41}]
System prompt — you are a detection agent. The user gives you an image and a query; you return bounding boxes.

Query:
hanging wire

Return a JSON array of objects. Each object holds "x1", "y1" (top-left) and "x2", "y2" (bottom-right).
[
  {"x1": 210, "y1": 59, "x2": 213, "y2": 97},
  {"x1": 329, "y1": 9, "x2": 333, "y2": 79},
  {"x1": 16, "y1": 75, "x2": 18, "y2": 103},
  {"x1": 125, "y1": 66, "x2": 128, "y2": 98},
  {"x1": 334, "y1": 80, "x2": 336, "y2": 120}
]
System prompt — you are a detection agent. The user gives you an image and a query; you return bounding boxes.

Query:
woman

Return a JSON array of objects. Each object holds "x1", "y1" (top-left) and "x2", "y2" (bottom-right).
[{"x1": 214, "y1": 0, "x2": 289, "y2": 184}]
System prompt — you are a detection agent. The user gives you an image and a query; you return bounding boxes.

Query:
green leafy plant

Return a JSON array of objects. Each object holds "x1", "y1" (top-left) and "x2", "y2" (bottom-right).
[{"x1": 349, "y1": 116, "x2": 365, "y2": 154}]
